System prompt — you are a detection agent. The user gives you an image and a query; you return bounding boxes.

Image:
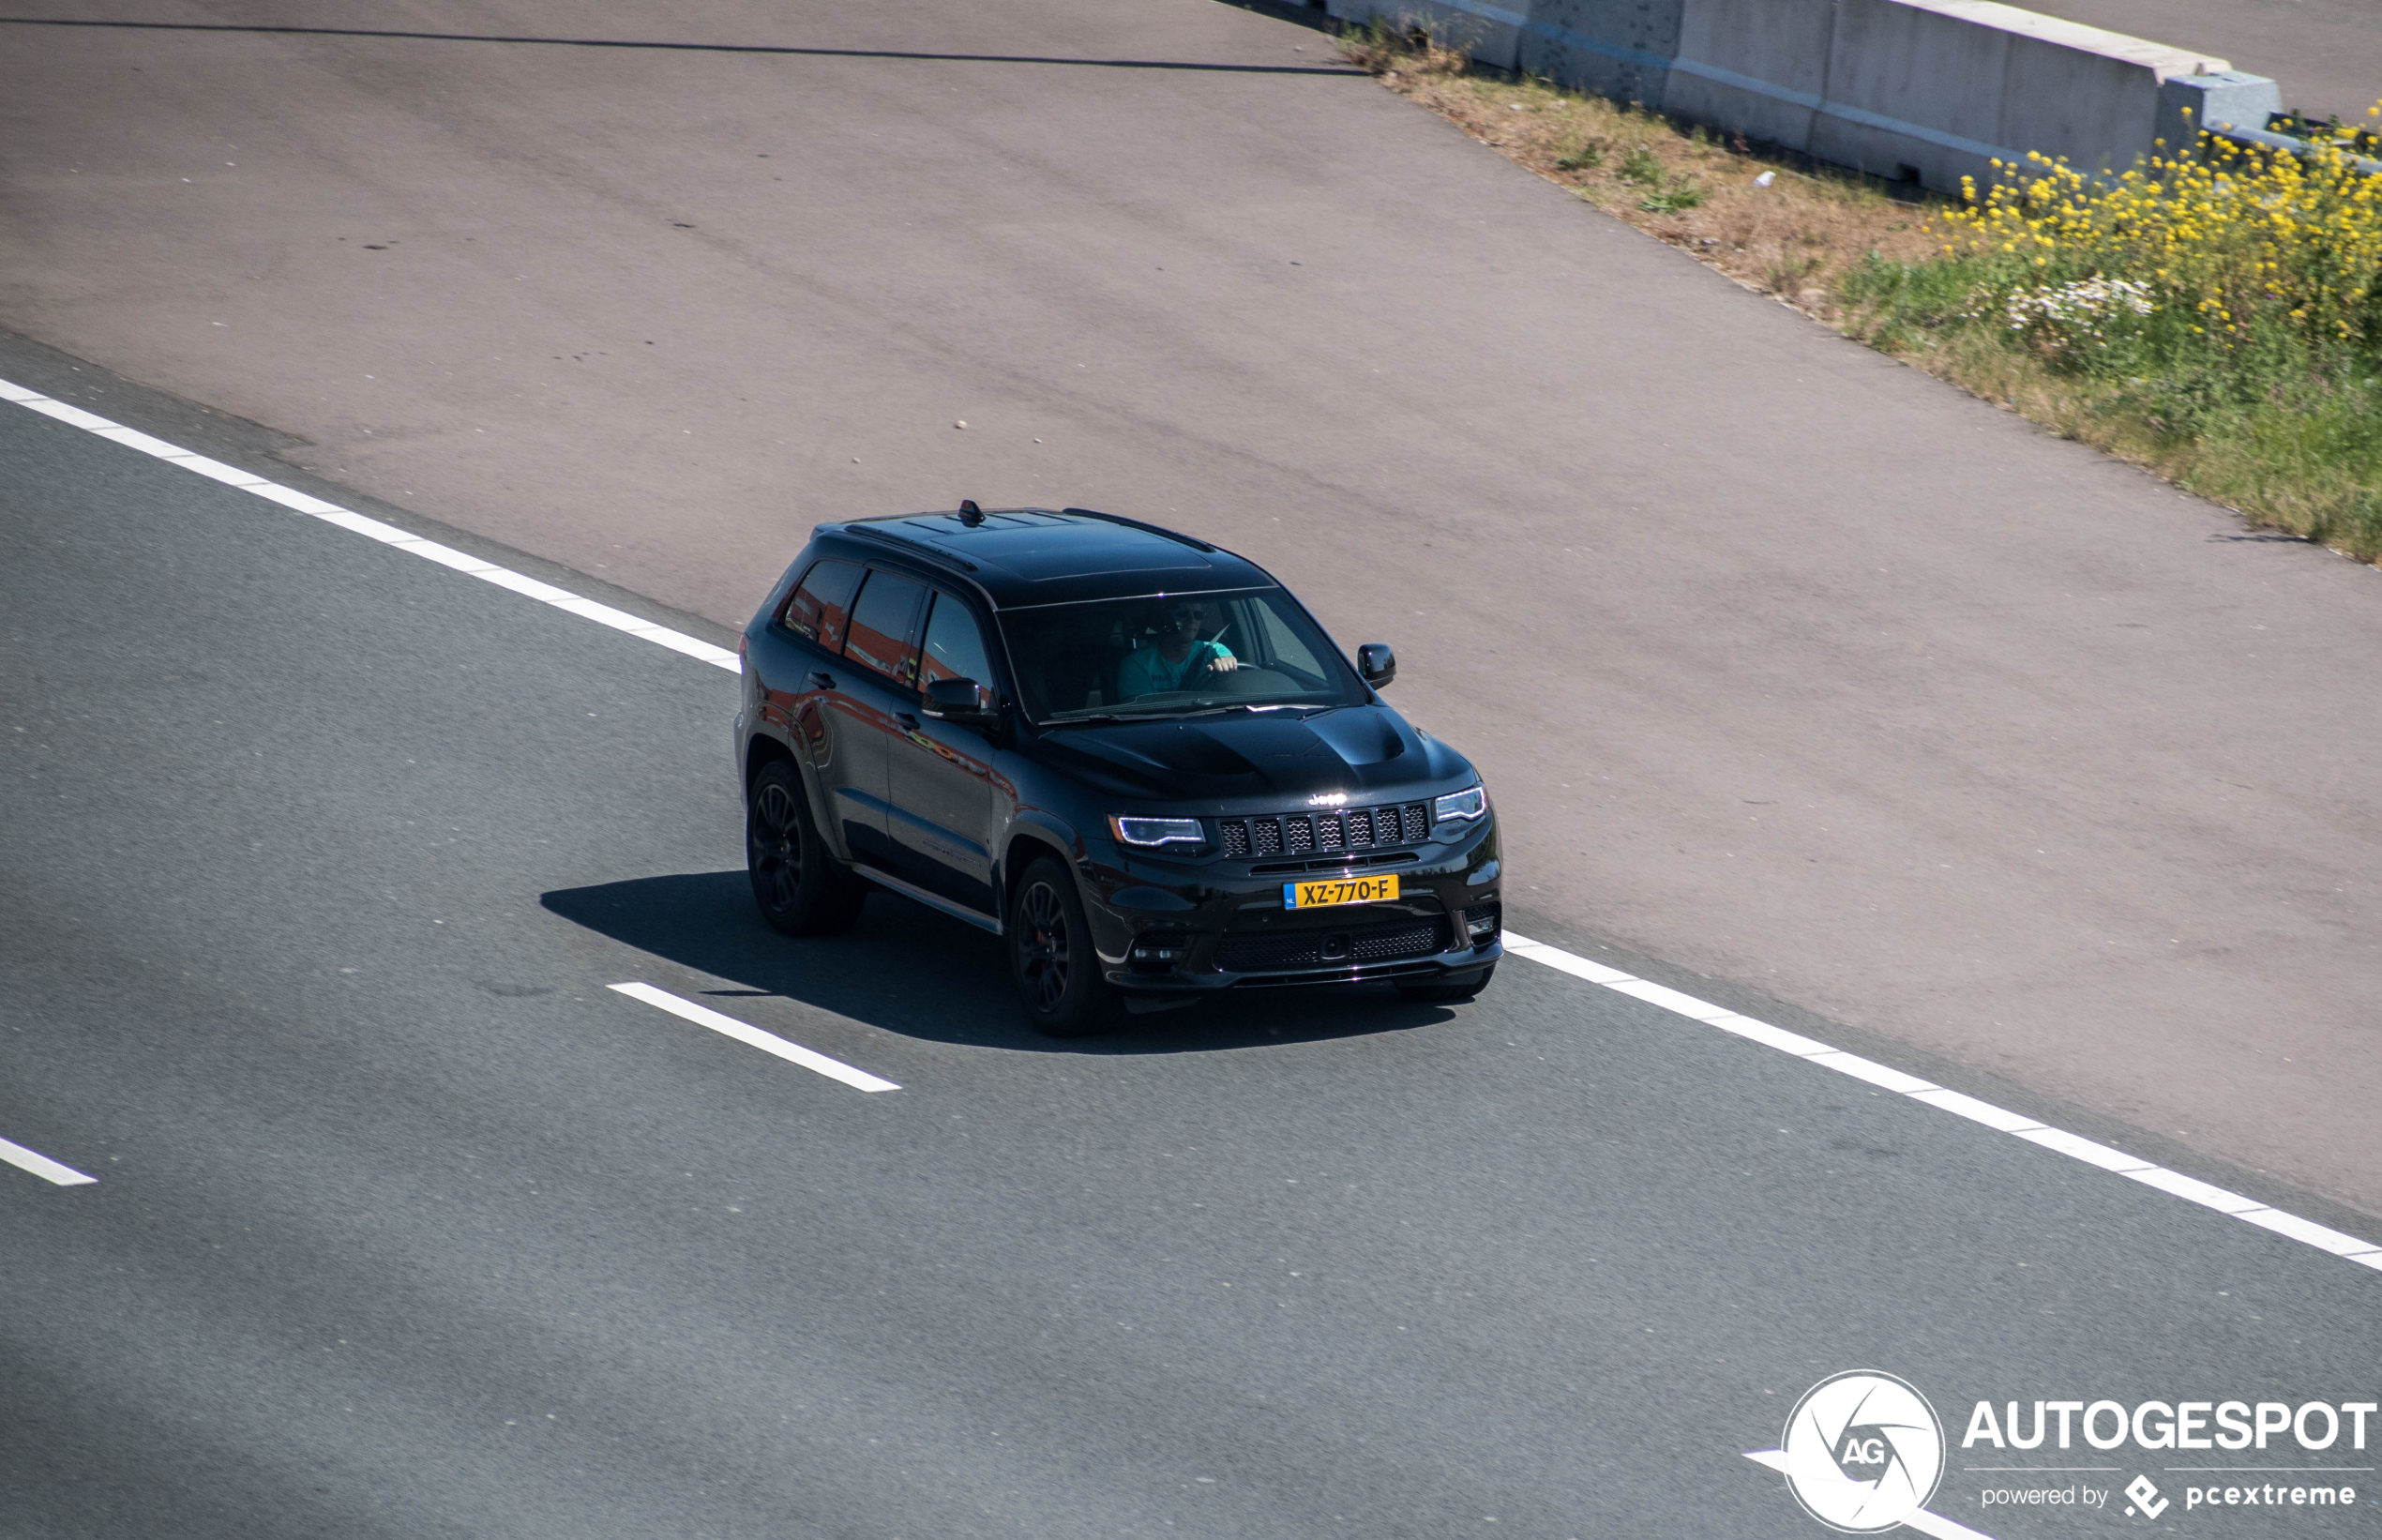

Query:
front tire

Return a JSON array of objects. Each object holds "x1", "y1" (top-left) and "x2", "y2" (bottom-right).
[
  {"x1": 1396, "y1": 963, "x2": 1495, "y2": 1004},
  {"x1": 1008, "y1": 857, "x2": 1114, "y2": 1037},
  {"x1": 746, "y1": 759, "x2": 866, "y2": 936}
]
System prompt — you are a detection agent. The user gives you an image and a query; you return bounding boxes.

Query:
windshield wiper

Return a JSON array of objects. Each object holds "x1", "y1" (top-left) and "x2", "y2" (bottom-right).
[
  {"x1": 1044, "y1": 702, "x2": 1327, "y2": 727},
  {"x1": 1167, "y1": 702, "x2": 1325, "y2": 718}
]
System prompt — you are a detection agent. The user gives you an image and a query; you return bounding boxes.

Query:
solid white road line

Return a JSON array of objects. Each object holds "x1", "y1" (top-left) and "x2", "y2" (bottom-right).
[
  {"x1": 1741, "y1": 1451, "x2": 1998, "y2": 1540},
  {"x1": 9, "y1": 371, "x2": 2369, "y2": 1276},
  {"x1": 0, "y1": 1133, "x2": 98, "y2": 1186},
  {"x1": 609, "y1": 983, "x2": 899, "y2": 1093},
  {"x1": 0, "y1": 375, "x2": 742, "y2": 674},
  {"x1": 1501, "y1": 932, "x2": 2382, "y2": 1275}
]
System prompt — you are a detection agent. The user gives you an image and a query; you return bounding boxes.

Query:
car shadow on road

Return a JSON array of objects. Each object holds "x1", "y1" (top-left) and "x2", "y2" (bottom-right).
[{"x1": 540, "y1": 870, "x2": 1455, "y2": 1055}]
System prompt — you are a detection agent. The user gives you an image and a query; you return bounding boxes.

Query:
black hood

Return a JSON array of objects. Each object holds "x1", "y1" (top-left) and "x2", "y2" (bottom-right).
[{"x1": 1030, "y1": 706, "x2": 1472, "y2": 806}]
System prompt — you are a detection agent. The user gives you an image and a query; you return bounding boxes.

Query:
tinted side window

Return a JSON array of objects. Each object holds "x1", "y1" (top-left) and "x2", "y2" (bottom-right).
[
  {"x1": 919, "y1": 593, "x2": 996, "y2": 689},
  {"x1": 779, "y1": 559, "x2": 864, "y2": 651},
  {"x1": 843, "y1": 570, "x2": 928, "y2": 686}
]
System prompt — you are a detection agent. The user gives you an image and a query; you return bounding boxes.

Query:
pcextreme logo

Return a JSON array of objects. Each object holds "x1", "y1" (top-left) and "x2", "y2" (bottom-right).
[{"x1": 1780, "y1": 1370, "x2": 1949, "y2": 1533}]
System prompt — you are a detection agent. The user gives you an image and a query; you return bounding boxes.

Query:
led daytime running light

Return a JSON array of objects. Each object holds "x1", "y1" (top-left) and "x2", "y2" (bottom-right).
[
  {"x1": 1432, "y1": 786, "x2": 1487, "y2": 823},
  {"x1": 1109, "y1": 815, "x2": 1205, "y2": 847}
]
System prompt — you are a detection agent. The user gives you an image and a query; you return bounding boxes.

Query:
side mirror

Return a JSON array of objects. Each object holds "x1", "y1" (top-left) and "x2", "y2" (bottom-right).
[
  {"x1": 920, "y1": 676, "x2": 1000, "y2": 724},
  {"x1": 1356, "y1": 643, "x2": 1396, "y2": 689}
]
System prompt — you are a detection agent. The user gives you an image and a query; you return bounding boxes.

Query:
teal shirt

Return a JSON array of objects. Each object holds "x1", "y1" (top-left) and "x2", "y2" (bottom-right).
[{"x1": 1119, "y1": 640, "x2": 1233, "y2": 699}]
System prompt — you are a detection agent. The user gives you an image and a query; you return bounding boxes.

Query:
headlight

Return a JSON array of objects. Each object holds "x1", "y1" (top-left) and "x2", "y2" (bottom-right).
[
  {"x1": 1108, "y1": 815, "x2": 1205, "y2": 848},
  {"x1": 1432, "y1": 785, "x2": 1487, "y2": 824}
]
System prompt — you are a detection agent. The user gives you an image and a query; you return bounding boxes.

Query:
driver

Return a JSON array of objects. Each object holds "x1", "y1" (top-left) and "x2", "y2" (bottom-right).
[{"x1": 1118, "y1": 599, "x2": 1238, "y2": 699}]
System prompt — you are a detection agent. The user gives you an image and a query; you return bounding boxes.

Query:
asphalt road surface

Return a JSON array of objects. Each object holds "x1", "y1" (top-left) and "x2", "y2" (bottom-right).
[
  {"x1": 4, "y1": 0, "x2": 2378, "y2": 1226},
  {"x1": 7, "y1": 348, "x2": 2381, "y2": 1540}
]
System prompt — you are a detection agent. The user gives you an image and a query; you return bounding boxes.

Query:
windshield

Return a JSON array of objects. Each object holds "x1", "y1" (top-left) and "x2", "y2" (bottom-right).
[{"x1": 999, "y1": 588, "x2": 1369, "y2": 723}]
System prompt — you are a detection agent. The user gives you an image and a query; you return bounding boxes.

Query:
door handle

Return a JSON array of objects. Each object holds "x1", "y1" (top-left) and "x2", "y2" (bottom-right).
[
  {"x1": 808, "y1": 671, "x2": 836, "y2": 690},
  {"x1": 896, "y1": 712, "x2": 920, "y2": 732}
]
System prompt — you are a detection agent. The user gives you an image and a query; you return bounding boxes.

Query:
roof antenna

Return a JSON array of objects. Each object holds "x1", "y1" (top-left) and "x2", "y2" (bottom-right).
[{"x1": 957, "y1": 499, "x2": 985, "y2": 527}]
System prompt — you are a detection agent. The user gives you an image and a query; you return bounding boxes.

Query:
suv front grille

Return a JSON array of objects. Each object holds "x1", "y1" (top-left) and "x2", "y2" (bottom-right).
[
  {"x1": 1216, "y1": 916, "x2": 1449, "y2": 974},
  {"x1": 1215, "y1": 802, "x2": 1431, "y2": 863}
]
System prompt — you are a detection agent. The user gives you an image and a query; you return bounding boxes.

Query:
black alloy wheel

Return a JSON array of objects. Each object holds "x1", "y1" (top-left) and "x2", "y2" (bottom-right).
[
  {"x1": 746, "y1": 759, "x2": 866, "y2": 936},
  {"x1": 1395, "y1": 963, "x2": 1496, "y2": 1004},
  {"x1": 1009, "y1": 857, "x2": 1114, "y2": 1036}
]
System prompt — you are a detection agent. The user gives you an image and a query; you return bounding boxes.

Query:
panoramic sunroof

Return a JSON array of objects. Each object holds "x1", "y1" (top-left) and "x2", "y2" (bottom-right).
[{"x1": 902, "y1": 511, "x2": 1216, "y2": 581}]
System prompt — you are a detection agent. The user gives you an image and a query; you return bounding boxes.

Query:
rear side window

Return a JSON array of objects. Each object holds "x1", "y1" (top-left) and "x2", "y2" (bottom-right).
[
  {"x1": 843, "y1": 569, "x2": 928, "y2": 686},
  {"x1": 780, "y1": 559, "x2": 863, "y2": 650},
  {"x1": 919, "y1": 593, "x2": 996, "y2": 689}
]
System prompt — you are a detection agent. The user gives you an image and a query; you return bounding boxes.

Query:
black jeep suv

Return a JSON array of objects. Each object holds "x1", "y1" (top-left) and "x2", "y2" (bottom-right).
[{"x1": 733, "y1": 506, "x2": 1501, "y2": 1034}]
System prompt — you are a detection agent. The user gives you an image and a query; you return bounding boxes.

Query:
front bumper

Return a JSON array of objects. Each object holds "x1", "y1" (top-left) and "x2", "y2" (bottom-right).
[{"x1": 1080, "y1": 814, "x2": 1502, "y2": 995}]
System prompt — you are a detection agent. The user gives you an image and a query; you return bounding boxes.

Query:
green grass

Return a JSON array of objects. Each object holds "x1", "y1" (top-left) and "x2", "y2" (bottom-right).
[{"x1": 1840, "y1": 252, "x2": 2382, "y2": 564}]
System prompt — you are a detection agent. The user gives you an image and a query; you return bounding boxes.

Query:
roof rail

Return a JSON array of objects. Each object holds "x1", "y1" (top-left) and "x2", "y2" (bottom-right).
[{"x1": 1058, "y1": 506, "x2": 1217, "y2": 553}]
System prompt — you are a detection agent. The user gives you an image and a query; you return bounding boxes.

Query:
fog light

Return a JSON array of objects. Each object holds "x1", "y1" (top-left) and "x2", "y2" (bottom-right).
[
  {"x1": 1465, "y1": 905, "x2": 1500, "y2": 943},
  {"x1": 1130, "y1": 930, "x2": 1192, "y2": 974}
]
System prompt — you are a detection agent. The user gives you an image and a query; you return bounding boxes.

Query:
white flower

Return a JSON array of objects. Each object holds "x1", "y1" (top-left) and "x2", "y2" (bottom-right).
[{"x1": 2001, "y1": 277, "x2": 2155, "y2": 351}]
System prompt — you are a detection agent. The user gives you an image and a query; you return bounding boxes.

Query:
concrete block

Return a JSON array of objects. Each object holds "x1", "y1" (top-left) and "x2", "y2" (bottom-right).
[
  {"x1": 1814, "y1": 0, "x2": 2017, "y2": 189},
  {"x1": 2158, "y1": 70, "x2": 2283, "y2": 153},
  {"x1": 1812, "y1": 0, "x2": 2229, "y2": 191},
  {"x1": 1980, "y1": 6, "x2": 2222, "y2": 180},
  {"x1": 1666, "y1": 0, "x2": 1833, "y2": 152},
  {"x1": 1996, "y1": 27, "x2": 2168, "y2": 176},
  {"x1": 1515, "y1": 0, "x2": 1682, "y2": 109}
]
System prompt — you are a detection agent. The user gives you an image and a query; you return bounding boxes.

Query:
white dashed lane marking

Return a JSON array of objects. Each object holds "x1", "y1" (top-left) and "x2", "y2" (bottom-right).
[
  {"x1": 611, "y1": 983, "x2": 900, "y2": 1093},
  {"x1": 5, "y1": 374, "x2": 2372, "y2": 1274},
  {"x1": 1502, "y1": 933, "x2": 2382, "y2": 1275},
  {"x1": 0, "y1": 1132, "x2": 98, "y2": 1186}
]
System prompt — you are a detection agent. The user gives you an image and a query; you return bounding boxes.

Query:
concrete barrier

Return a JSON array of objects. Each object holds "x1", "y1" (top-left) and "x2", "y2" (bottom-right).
[
  {"x1": 2157, "y1": 69, "x2": 2283, "y2": 157},
  {"x1": 1325, "y1": 0, "x2": 2261, "y2": 192}
]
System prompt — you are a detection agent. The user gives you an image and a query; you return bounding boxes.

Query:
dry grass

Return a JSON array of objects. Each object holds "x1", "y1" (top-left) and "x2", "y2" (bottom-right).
[{"x1": 1341, "y1": 23, "x2": 1937, "y2": 320}]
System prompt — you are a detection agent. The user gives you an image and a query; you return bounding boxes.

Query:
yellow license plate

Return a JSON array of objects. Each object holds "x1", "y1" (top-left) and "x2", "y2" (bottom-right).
[{"x1": 1285, "y1": 873, "x2": 1400, "y2": 909}]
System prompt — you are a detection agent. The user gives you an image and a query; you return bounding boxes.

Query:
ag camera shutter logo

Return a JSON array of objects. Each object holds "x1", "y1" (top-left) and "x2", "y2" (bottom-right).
[{"x1": 1782, "y1": 1370, "x2": 1947, "y2": 1532}]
